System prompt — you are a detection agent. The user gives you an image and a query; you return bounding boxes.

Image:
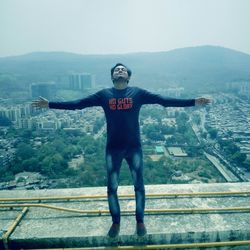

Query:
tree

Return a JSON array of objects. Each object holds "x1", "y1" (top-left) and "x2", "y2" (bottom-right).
[
  {"x1": 21, "y1": 158, "x2": 40, "y2": 172},
  {"x1": 177, "y1": 123, "x2": 187, "y2": 134},
  {"x1": 243, "y1": 159, "x2": 250, "y2": 171},
  {"x1": 19, "y1": 129, "x2": 33, "y2": 139},
  {"x1": 41, "y1": 156, "x2": 55, "y2": 177},
  {"x1": 201, "y1": 132, "x2": 207, "y2": 139},
  {"x1": 207, "y1": 128, "x2": 218, "y2": 139},
  {"x1": 143, "y1": 124, "x2": 165, "y2": 141},
  {"x1": 160, "y1": 124, "x2": 175, "y2": 134},
  {"x1": 93, "y1": 117, "x2": 105, "y2": 133},
  {"x1": 176, "y1": 112, "x2": 189, "y2": 134},
  {"x1": 62, "y1": 145, "x2": 80, "y2": 159},
  {"x1": 85, "y1": 144, "x2": 96, "y2": 154},
  {"x1": 224, "y1": 143, "x2": 240, "y2": 155},
  {"x1": 41, "y1": 154, "x2": 67, "y2": 177},
  {"x1": 52, "y1": 138, "x2": 67, "y2": 152},
  {"x1": 16, "y1": 143, "x2": 36, "y2": 161},
  {"x1": 231, "y1": 152, "x2": 247, "y2": 164},
  {"x1": 0, "y1": 169, "x2": 15, "y2": 182},
  {"x1": 176, "y1": 112, "x2": 189, "y2": 124}
]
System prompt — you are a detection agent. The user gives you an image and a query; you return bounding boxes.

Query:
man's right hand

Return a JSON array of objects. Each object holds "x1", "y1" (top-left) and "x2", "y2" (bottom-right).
[{"x1": 31, "y1": 96, "x2": 49, "y2": 109}]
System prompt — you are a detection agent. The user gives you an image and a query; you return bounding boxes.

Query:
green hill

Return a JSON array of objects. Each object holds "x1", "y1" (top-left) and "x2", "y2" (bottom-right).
[{"x1": 0, "y1": 46, "x2": 250, "y2": 91}]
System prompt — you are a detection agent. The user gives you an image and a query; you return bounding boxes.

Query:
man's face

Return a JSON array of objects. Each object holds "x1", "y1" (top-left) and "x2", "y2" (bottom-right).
[{"x1": 112, "y1": 65, "x2": 129, "y2": 82}]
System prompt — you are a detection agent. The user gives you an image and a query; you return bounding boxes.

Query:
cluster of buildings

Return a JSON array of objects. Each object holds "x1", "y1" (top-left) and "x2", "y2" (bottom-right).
[
  {"x1": 226, "y1": 81, "x2": 250, "y2": 100},
  {"x1": 30, "y1": 72, "x2": 94, "y2": 100},
  {"x1": 0, "y1": 106, "x2": 103, "y2": 175},
  {"x1": 0, "y1": 71, "x2": 96, "y2": 130},
  {"x1": 206, "y1": 93, "x2": 250, "y2": 160},
  {"x1": 0, "y1": 104, "x2": 42, "y2": 129},
  {"x1": 0, "y1": 85, "x2": 187, "y2": 171},
  {"x1": 0, "y1": 136, "x2": 16, "y2": 169},
  {"x1": 0, "y1": 103, "x2": 104, "y2": 133},
  {"x1": 154, "y1": 87, "x2": 184, "y2": 97},
  {"x1": 69, "y1": 73, "x2": 94, "y2": 91},
  {"x1": 0, "y1": 71, "x2": 96, "y2": 171},
  {"x1": 0, "y1": 103, "x2": 60, "y2": 130}
]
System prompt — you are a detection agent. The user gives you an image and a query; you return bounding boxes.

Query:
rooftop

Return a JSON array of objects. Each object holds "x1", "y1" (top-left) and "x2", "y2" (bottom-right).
[
  {"x1": 1, "y1": 182, "x2": 250, "y2": 249},
  {"x1": 167, "y1": 147, "x2": 187, "y2": 157}
]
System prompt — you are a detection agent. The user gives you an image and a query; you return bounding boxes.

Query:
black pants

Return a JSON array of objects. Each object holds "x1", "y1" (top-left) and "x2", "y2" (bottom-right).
[{"x1": 106, "y1": 147, "x2": 145, "y2": 224}]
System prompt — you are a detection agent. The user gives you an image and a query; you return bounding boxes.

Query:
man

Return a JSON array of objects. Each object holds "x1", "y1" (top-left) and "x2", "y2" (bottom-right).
[{"x1": 32, "y1": 63, "x2": 211, "y2": 238}]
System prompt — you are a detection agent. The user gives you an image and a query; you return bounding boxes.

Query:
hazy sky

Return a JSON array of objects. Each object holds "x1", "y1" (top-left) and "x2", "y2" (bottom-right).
[{"x1": 1, "y1": 0, "x2": 250, "y2": 57}]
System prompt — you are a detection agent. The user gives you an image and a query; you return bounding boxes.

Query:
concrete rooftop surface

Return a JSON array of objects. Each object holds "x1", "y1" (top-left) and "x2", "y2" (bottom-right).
[{"x1": 0, "y1": 182, "x2": 250, "y2": 250}]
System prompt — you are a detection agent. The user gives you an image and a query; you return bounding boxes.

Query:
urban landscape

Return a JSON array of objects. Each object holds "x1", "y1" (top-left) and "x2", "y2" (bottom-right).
[{"x1": 0, "y1": 72, "x2": 249, "y2": 190}]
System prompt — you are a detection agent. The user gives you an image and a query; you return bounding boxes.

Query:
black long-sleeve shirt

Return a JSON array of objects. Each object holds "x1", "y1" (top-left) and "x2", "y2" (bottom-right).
[{"x1": 49, "y1": 87, "x2": 195, "y2": 149}]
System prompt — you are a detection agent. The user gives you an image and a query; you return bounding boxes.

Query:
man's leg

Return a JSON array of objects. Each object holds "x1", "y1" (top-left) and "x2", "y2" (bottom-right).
[
  {"x1": 106, "y1": 149, "x2": 123, "y2": 237},
  {"x1": 126, "y1": 148, "x2": 146, "y2": 236}
]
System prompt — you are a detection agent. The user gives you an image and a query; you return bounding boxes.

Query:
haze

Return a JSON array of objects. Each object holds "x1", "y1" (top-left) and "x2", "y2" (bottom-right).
[{"x1": 0, "y1": 0, "x2": 250, "y2": 57}]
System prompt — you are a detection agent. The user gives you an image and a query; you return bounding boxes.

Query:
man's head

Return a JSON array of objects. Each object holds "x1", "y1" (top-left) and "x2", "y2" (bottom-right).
[{"x1": 111, "y1": 63, "x2": 132, "y2": 84}]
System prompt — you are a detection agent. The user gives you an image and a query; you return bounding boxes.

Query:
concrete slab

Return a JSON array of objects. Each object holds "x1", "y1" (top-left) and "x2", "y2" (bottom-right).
[{"x1": 0, "y1": 182, "x2": 250, "y2": 249}]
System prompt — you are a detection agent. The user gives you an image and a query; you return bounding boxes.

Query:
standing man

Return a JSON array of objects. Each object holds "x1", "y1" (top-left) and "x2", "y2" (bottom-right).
[{"x1": 32, "y1": 63, "x2": 211, "y2": 237}]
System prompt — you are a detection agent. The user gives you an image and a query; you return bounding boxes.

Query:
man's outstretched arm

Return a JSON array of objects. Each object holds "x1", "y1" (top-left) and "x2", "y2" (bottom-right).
[
  {"x1": 31, "y1": 92, "x2": 103, "y2": 110},
  {"x1": 140, "y1": 88, "x2": 211, "y2": 107}
]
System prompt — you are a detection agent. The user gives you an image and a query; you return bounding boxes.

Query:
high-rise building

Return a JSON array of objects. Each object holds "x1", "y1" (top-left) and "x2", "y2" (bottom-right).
[
  {"x1": 30, "y1": 82, "x2": 56, "y2": 99},
  {"x1": 20, "y1": 104, "x2": 31, "y2": 118},
  {"x1": 0, "y1": 107, "x2": 21, "y2": 122},
  {"x1": 69, "y1": 73, "x2": 94, "y2": 90},
  {"x1": 37, "y1": 119, "x2": 61, "y2": 130},
  {"x1": 17, "y1": 118, "x2": 34, "y2": 129}
]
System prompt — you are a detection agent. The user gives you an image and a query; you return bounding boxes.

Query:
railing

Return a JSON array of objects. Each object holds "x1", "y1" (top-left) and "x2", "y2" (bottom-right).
[{"x1": 1, "y1": 190, "x2": 250, "y2": 250}]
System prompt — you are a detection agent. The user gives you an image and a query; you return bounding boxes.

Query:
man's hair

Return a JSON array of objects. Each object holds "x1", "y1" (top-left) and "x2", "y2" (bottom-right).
[{"x1": 111, "y1": 63, "x2": 132, "y2": 83}]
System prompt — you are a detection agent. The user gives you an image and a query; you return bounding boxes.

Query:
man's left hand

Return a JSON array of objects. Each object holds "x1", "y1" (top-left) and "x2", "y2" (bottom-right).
[{"x1": 195, "y1": 97, "x2": 212, "y2": 106}]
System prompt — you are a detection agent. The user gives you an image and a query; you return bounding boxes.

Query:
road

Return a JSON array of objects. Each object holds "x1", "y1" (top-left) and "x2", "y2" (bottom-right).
[
  {"x1": 93, "y1": 125, "x2": 106, "y2": 140},
  {"x1": 204, "y1": 152, "x2": 240, "y2": 182},
  {"x1": 191, "y1": 118, "x2": 245, "y2": 182}
]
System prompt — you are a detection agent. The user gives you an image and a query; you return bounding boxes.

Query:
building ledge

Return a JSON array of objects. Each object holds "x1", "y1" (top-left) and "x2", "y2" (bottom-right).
[{"x1": 1, "y1": 182, "x2": 250, "y2": 249}]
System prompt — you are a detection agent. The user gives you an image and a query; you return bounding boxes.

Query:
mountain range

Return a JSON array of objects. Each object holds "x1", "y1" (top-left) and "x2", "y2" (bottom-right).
[{"x1": 0, "y1": 45, "x2": 250, "y2": 91}]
